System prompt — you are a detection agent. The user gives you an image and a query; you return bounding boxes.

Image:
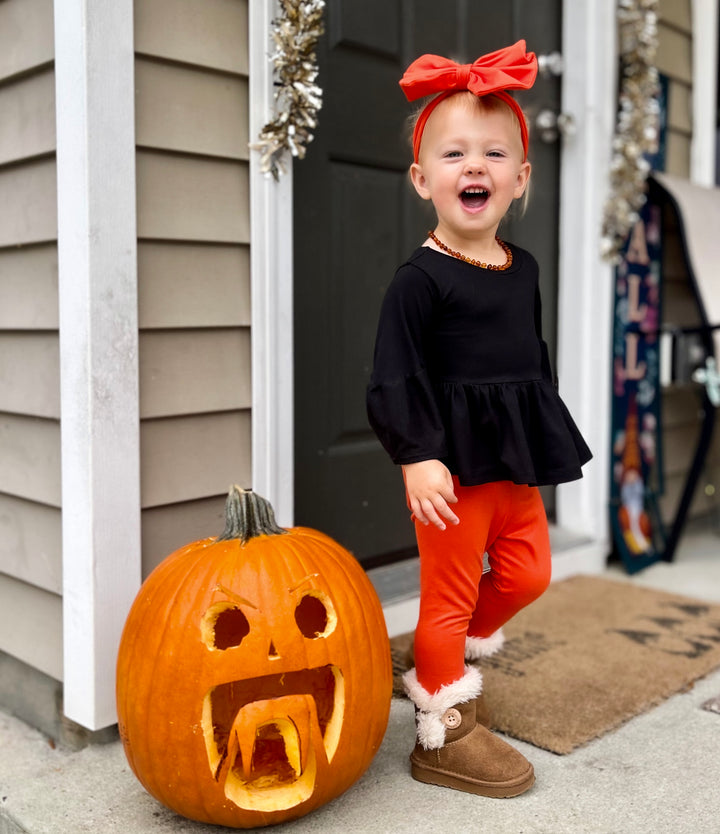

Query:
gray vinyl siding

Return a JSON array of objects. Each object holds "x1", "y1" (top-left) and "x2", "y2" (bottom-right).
[
  {"x1": 134, "y1": 0, "x2": 252, "y2": 576},
  {"x1": 0, "y1": 0, "x2": 61, "y2": 680},
  {"x1": 658, "y1": 0, "x2": 693, "y2": 177}
]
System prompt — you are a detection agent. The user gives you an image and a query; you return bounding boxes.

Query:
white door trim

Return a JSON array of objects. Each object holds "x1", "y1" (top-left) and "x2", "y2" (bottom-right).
[
  {"x1": 56, "y1": 0, "x2": 141, "y2": 730},
  {"x1": 555, "y1": 0, "x2": 617, "y2": 549},
  {"x1": 249, "y1": 0, "x2": 295, "y2": 527}
]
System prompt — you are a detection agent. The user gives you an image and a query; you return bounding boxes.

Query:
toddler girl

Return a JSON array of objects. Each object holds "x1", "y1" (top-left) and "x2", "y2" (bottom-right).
[{"x1": 367, "y1": 41, "x2": 591, "y2": 798}]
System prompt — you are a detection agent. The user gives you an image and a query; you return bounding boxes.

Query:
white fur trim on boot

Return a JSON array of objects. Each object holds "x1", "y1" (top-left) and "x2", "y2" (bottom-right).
[
  {"x1": 403, "y1": 666, "x2": 483, "y2": 750},
  {"x1": 465, "y1": 628, "x2": 505, "y2": 661}
]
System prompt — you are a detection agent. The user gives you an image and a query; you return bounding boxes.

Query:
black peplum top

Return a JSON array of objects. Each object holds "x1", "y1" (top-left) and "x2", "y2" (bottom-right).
[{"x1": 366, "y1": 243, "x2": 592, "y2": 487}]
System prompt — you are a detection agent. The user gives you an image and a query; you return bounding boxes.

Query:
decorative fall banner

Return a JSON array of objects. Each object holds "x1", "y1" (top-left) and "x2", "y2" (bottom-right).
[{"x1": 609, "y1": 201, "x2": 666, "y2": 573}]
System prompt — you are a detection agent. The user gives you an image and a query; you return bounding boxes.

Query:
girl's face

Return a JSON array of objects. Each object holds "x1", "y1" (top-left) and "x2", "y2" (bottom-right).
[{"x1": 410, "y1": 95, "x2": 531, "y2": 247}]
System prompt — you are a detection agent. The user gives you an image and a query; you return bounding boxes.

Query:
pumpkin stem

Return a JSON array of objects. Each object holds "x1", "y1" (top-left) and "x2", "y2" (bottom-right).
[{"x1": 218, "y1": 486, "x2": 287, "y2": 543}]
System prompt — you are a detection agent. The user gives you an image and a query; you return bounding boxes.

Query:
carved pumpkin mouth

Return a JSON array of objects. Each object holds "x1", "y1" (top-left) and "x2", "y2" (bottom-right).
[{"x1": 202, "y1": 664, "x2": 344, "y2": 811}]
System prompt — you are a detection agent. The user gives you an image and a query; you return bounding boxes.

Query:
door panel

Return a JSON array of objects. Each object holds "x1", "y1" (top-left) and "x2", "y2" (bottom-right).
[
  {"x1": 294, "y1": 1, "x2": 562, "y2": 564},
  {"x1": 329, "y1": 0, "x2": 401, "y2": 57},
  {"x1": 326, "y1": 56, "x2": 407, "y2": 168},
  {"x1": 295, "y1": 160, "x2": 411, "y2": 557},
  {"x1": 327, "y1": 163, "x2": 405, "y2": 442}
]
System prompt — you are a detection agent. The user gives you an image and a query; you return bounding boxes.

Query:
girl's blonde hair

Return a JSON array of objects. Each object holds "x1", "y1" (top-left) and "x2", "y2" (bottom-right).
[{"x1": 406, "y1": 91, "x2": 531, "y2": 216}]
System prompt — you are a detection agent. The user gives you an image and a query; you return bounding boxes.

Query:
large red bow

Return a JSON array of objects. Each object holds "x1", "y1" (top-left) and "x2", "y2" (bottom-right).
[
  {"x1": 400, "y1": 42, "x2": 537, "y2": 162},
  {"x1": 399, "y1": 41, "x2": 537, "y2": 102}
]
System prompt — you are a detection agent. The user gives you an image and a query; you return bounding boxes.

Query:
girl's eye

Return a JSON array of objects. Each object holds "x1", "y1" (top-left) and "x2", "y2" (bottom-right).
[
  {"x1": 444, "y1": 151, "x2": 463, "y2": 158},
  {"x1": 487, "y1": 151, "x2": 505, "y2": 158}
]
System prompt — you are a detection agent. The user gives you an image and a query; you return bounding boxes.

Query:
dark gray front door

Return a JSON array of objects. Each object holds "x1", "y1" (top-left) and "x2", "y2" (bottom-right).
[{"x1": 294, "y1": 0, "x2": 562, "y2": 564}]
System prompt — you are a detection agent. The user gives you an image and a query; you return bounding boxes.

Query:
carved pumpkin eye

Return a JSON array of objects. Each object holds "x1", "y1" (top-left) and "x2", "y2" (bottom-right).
[
  {"x1": 214, "y1": 606, "x2": 250, "y2": 649},
  {"x1": 294, "y1": 592, "x2": 336, "y2": 639},
  {"x1": 202, "y1": 603, "x2": 250, "y2": 650}
]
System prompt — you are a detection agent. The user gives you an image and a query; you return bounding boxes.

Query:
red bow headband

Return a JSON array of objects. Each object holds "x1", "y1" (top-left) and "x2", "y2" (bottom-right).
[{"x1": 399, "y1": 41, "x2": 538, "y2": 163}]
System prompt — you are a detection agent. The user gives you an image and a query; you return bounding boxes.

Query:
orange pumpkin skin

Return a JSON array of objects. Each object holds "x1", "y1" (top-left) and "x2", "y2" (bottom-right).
[{"x1": 116, "y1": 489, "x2": 392, "y2": 828}]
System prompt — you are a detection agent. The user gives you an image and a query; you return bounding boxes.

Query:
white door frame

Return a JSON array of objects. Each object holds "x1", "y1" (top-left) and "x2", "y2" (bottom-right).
[
  {"x1": 554, "y1": 0, "x2": 617, "y2": 556},
  {"x1": 249, "y1": 0, "x2": 295, "y2": 527}
]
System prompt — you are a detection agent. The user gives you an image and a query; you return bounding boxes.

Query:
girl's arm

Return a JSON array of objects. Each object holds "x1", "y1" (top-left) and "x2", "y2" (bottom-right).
[
  {"x1": 368, "y1": 264, "x2": 456, "y2": 530},
  {"x1": 367, "y1": 265, "x2": 449, "y2": 465},
  {"x1": 402, "y1": 459, "x2": 459, "y2": 530}
]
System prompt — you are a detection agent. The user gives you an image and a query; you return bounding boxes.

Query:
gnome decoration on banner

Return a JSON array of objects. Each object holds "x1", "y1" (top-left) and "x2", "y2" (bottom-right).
[
  {"x1": 609, "y1": 203, "x2": 666, "y2": 573},
  {"x1": 117, "y1": 487, "x2": 392, "y2": 829}
]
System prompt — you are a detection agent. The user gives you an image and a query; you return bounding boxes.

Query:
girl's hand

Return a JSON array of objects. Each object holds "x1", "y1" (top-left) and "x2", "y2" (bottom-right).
[{"x1": 402, "y1": 460, "x2": 459, "y2": 530}]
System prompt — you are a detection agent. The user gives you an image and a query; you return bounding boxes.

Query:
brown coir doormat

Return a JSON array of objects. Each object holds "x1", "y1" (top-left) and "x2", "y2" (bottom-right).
[{"x1": 390, "y1": 575, "x2": 720, "y2": 754}]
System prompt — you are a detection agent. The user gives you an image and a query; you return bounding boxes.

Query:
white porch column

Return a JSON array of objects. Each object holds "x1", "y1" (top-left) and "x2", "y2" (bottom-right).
[
  {"x1": 55, "y1": 0, "x2": 141, "y2": 729},
  {"x1": 556, "y1": 0, "x2": 617, "y2": 548},
  {"x1": 691, "y1": 0, "x2": 719, "y2": 186},
  {"x1": 249, "y1": 0, "x2": 295, "y2": 526}
]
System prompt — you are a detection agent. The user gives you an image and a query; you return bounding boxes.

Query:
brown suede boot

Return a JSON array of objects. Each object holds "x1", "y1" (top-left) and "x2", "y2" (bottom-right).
[{"x1": 404, "y1": 666, "x2": 534, "y2": 798}]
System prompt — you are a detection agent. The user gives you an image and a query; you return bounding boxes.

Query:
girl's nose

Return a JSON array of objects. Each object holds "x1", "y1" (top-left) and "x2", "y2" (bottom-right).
[{"x1": 464, "y1": 158, "x2": 485, "y2": 175}]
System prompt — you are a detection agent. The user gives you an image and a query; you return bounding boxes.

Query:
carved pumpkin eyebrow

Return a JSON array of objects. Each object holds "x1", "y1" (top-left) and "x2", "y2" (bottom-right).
[
  {"x1": 213, "y1": 583, "x2": 257, "y2": 610},
  {"x1": 289, "y1": 574, "x2": 320, "y2": 594}
]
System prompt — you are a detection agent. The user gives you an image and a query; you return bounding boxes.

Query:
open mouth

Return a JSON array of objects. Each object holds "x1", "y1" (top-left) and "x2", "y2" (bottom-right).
[
  {"x1": 460, "y1": 187, "x2": 489, "y2": 209},
  {"x1": 202, "y1": 665, "x2": 344, "y2": 812}
]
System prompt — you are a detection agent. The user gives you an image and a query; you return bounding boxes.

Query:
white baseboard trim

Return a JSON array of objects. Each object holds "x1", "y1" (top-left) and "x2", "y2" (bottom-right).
[
  {"x1": 550, "y1": 539, "x2": 609, "y2": 582},
  {"x1": 383, "y1": 597, "x2": 421, "y2": 639}
]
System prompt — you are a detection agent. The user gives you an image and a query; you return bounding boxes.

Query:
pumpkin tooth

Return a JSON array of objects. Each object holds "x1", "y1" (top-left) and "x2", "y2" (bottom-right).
[
  {"x1": 323, "y1": 665, "x2": 344, "y2": 762},
  {"x1": 276, "y1": 700, "x2": 313, "y2": 777}
]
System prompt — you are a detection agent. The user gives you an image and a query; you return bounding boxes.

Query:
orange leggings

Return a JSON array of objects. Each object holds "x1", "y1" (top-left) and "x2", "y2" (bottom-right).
[{"x1": 412, "y1": 479, "x2": 551, "y2": 694}]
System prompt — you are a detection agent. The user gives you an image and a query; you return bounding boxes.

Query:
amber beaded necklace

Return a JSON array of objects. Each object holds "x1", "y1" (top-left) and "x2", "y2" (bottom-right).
[{"x1": 428, "y1": 230, "x2": 513, "y2": 271}]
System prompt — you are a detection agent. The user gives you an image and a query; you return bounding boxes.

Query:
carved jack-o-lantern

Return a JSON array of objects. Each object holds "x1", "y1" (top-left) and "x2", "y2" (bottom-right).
[{"x1": 117, "y1": 488, "x2": 392, "y2": 828}]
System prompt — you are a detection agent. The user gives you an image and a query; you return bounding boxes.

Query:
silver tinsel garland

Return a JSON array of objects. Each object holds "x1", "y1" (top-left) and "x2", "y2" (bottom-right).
[
  {"x1": 601, "y1": 0, "x2": 660, "y2": 261},
  {"x1": 252, "y1": 0, "x2": 326, "y2": 180}
]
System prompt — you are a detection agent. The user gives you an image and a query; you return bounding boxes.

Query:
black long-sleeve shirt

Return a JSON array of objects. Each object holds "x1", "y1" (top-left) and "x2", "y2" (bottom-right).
[{"x1": 366, "y1": 244, "x2": 591, "y2": 486}]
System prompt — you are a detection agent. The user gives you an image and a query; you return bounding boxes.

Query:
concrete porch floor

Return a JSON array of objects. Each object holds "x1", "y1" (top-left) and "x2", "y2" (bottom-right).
[{"x1": 1, "y1": 523, "x2": 719, "y2": 834}]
